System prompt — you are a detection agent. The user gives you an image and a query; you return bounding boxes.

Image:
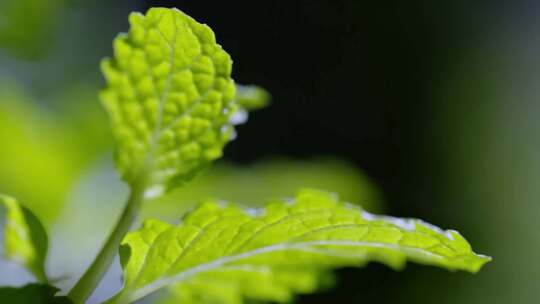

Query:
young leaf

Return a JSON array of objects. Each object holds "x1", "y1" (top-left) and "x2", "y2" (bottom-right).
[
  {"x1": 0, "y1": 195, "x2": 48, "y2": 282},
  {"x1": 235, "y1": 84, "x2": 271, "y2": 111},
  {"x1": 108, "y1": 189, "x2": 490, "y2": 303},
  {"x1": 0, "y1": 284, "x2": 72, "y2": 304},
  {"x1": 101, "y1": 7, "x2": 238, "y2": 197}
]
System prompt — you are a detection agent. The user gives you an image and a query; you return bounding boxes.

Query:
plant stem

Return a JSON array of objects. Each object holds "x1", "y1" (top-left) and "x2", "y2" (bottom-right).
[{"x1": 68, "y1": 178, "x2": 147, "y2": 304}]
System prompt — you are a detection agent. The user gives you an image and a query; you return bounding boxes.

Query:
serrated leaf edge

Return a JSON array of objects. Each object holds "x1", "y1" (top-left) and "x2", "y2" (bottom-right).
[{"x1": 112, "y1": 199, "x2": 490, "y2": 303}]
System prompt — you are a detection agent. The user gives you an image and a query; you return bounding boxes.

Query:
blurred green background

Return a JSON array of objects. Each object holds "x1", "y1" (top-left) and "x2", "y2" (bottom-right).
[{"x1": 0, "y1": 0, "x2": 538, "y2": 303}]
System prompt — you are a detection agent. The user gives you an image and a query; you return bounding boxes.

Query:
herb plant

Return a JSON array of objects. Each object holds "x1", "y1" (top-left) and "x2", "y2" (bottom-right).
[{"x1": 0, "y1": 7, "x2": 491, "y2": 304}]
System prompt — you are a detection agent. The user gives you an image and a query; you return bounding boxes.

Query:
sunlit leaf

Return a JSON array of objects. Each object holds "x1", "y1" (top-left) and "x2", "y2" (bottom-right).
[
  {"x1": 109, "y1": 189, "x2": 490, "y2": 303},
  {"x1": 101, "y1": 7, "x2": 239, "y2": 197}
]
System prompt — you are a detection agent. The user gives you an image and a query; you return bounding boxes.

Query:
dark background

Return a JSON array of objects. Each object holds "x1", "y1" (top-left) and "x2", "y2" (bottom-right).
[
  {"x1": 142, "y1": 1, "x2": 506, "y2": 303},
  {"x1": 142, "y1": 0, "x2": 470, "y2": 215}
]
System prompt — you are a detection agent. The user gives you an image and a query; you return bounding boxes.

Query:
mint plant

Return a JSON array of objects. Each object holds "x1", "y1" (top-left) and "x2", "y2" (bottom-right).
[{"x1": 0, "y1": 7, "x2": 490, "y2": 304}]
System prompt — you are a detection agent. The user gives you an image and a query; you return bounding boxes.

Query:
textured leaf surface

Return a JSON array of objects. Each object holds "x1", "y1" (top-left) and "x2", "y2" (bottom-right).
[
  {"x1": 0, "y1": 195, "x2": 48, "y2": 282},
  {"x1": 110, "y1": 189, "x2": 490, "y2": 303},
  {"x1": 101, "y1": 7, "x2": 237, "y2": 196},
  {"x1": 0, "y1": 284, "x2": 71, "y2": 304}
]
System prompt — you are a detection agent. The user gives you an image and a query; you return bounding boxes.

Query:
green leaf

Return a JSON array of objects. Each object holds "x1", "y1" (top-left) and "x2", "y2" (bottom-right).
[
  {"x1": 235, "y1": 84, "x2": 271, "y2": 111},
  {"x1": 101, "y1": 7, "x2": 238, "y2": 197},
  {"x1": 158, "y1": 268, "x2": 333, "y2": 304},
  {"x1": 0, "y1": 284, "x2": 72, "y2": 304},
  {"x1": 0, "y1": 195, "x2": 48, "y2": 282},
  {"x1": 109, "y1": 189, "x2": 490, "y2": 303}
]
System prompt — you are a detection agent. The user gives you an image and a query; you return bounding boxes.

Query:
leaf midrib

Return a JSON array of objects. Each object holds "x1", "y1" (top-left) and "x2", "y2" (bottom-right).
[
  {"x1": 147, "y1": 11, "x2": 178, "y2": 164},
  {"x1": 122, "y1": 239, "x2": 452, "y2": 303}
]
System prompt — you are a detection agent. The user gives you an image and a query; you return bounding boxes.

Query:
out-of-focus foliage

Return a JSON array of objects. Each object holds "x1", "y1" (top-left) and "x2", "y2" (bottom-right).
[
  {"x1": 0, "y1": 81, "x2": 109, "y2": 222},
  {"x1": 0, "y1": 195, "x2": 49, "y2": 282},
  {"x1": 143, "y1": 158, "x2": 382, "y2": 221},
  {"x1": 114, "y1": 189, "x2": 489, "y2": 304},
  {"x1": 0, "y1": 0, "x2": 67, "y2": 58},
  {"x1": 0, "y1": 284, "x2": 72, "y2": 304}
]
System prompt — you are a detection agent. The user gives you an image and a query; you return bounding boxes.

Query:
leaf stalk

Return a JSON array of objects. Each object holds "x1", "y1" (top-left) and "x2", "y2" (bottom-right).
[{"x1": 67, "y1": 175, "x2": 147, "y2": 304}]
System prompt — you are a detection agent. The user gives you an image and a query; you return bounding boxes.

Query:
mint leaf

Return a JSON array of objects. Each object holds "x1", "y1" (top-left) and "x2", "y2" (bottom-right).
[
  {"x1": 101, "y1": 7, "x2": 238, "y2": 197},
  {"x1": 109, "y1": 189, "x2": 490, "y2": 303},
  {"x1": 0, "y1": 195, "x2": 48, "y2": 282},
  {"x1": 159, "y1": 267, "x2": 330, "y2": 304},
  {"x1": 235, "y1": 84, "x2": 271, "y2": 111},
  {"x1": 0, "y1": 284, "x2": 71, "y2": 304}
]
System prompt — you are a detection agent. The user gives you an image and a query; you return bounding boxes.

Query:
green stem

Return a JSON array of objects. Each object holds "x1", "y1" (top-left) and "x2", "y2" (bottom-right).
[{"x1": 68, "y1": 178, "x2": 147, "y2": 304}]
